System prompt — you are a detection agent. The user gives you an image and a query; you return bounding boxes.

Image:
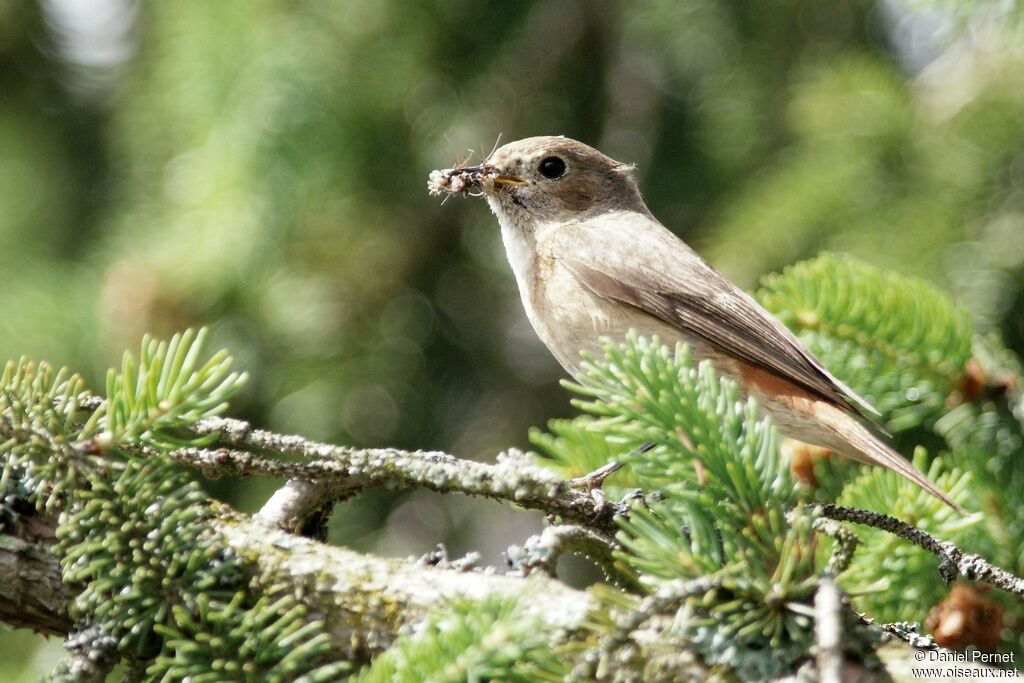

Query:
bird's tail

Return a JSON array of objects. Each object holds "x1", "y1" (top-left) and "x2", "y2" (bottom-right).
[{"x1": 819, "y1": 402, "x2": 966, "y2": 514}]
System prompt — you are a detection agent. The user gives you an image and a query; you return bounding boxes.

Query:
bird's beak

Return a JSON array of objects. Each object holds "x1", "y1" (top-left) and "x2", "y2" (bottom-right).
[{"x1": 493, "y1": 174, "x2": 527, "y2": 186}]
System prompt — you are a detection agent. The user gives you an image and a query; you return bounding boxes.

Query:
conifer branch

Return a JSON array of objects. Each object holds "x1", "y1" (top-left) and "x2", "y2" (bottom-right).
[
  {"x1": 1, "y1": 475, "x2": 1009, "y2": 682},
  {"x1": 258, "y1": 479, "x2": 341, "y2": 533},
  {"x1": 813, "y1": 504, "x2": 1024, "y2": 599},
  {"x1": 511, "y1": 523, "x2": 627, "y2": 586},
  {"x1": 0, "y1": 505, "x2": 597, "y2": 660},
  {"x1": 162, "y1": 419, "x2": 627, "y2": 534},
  {"x1": 567, "y1": 578, "x2": 721, "y2": 682},
  {"x1": 215, "y1": 516, "x2": 598, "y2": 660},
  {"x1": 814, "y1": 579, "x2": 844, "y2": 683},
  {"x1": 44, "y1": 627, "x2": 118, "y2": 683},
  {"x1": 811, "y1": 516, "x2": 861, "y2": 576}
]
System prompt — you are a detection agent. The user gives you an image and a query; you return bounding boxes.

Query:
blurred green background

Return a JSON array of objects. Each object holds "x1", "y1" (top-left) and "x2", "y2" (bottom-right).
[{"x1": 3, "y1": 0, "x2": 1024, "y2": 677}]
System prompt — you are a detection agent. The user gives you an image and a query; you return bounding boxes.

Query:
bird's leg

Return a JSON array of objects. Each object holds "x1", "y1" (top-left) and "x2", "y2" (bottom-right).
[
  {"x1": 569, "y1": 460, "x2": 623, "y2": 491},
  {"x1": 568, "y1": 460, "x2": 624, "y2": 508}
]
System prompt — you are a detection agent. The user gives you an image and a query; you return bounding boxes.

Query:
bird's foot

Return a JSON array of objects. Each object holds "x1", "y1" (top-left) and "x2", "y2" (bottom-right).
[{"x1": 569, "y1": 461, "x2": 623, "y2": 507}]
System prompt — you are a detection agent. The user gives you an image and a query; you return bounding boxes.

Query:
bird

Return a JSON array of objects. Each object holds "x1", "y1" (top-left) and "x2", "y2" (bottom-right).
[{"x1": 428, "y1": 135, "x2": 964, "y2": 512}]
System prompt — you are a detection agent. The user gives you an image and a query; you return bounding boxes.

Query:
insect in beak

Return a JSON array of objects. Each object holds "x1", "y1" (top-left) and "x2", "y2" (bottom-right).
[
  {"x1": 428, "y1": 165, "x2": 526, "y2": 196},
  {"x1": 455, "y1": 165, "x2": 526, "y2": 186}
]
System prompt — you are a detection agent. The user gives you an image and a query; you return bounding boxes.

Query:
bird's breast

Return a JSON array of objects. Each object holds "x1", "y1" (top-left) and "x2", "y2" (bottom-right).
[
  {"x1": 501, "y1": 221, "x2": 722, "y2": 378},
  {"x1": 518, "y1": 254, "x2": 693, "y2": 376}
]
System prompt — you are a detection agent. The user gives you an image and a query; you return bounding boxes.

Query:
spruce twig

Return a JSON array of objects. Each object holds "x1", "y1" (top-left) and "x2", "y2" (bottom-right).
[
  {"x1": 147, "y1": 427, "x2": 628, "y2": 534},
  {"x1": 258, "y1": 479, "x2": 340, "y2": 534},
  {"x1": 811, "y1": 516, "x2": 861, "y2": 577},
  {"x1": 814, "y1": 579, "x2": 843, "y2": 683},
  {"x1": 567, "y1": 577, "x2": 720, "y2": 682},
  {"x1": 511, "y1": 524, "x2": 628, "y2": 586},
  {"x1": 813, "y1": 504, "x2": 1024, "y2": 599}
]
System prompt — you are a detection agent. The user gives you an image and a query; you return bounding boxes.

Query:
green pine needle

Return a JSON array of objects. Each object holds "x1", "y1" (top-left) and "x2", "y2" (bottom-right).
[
  {"x1": 96, "y1": 328, "x2": 247, "y2": 451},
  {"x1": 56, "y1": 459, "x2": 243, "y2": 657},
  {"x1": 0, "y1": 358, "x2": 95, "y2": 512},
  {"x1": 561, "y1": 334, "x2": 819, "y2": 670},
  {"x1": 757, "y1": 254, "x2": 973, "y2": 432},
  {"x1": 149, "y1": 593, "x2": 349, "y2": 682},
  {"x1": 352, "y1": 593, "x2": 567, "y2": 683}
]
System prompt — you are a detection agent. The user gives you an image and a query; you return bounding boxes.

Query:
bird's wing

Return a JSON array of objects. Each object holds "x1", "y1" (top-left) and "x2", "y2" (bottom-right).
[{"x1": 553, "y1": 213, "x2": 879, "y2": 418}]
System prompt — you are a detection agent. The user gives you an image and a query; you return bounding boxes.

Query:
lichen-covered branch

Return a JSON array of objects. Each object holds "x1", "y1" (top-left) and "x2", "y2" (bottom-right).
[
  {"x1": 0, "y1": 503, "x2": 1009, "y2": 683},
  {"x1": 0, "y1": 503, "x2": 595, "y2": 661},
  {"x1": 165, "y1": 418, "x2": 625, "y2": 533},
  {"x1": 814, "y1": 503, "x2": 1024, "y2": 598},
  {"x1": 217, "y1": 515, "x2": 597, "y2": 661},
  {"x1": 510, "y1": 523, "x2": 630, "y2": 587},
  {"x1": 0, "y1": 512, "x2": 73, "y2": 636}
]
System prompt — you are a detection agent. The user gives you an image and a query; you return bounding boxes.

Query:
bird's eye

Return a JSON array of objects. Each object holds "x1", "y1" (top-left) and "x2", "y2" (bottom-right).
[{"x1": 538, "y1": 156, "x2": 566, "y2": 179}]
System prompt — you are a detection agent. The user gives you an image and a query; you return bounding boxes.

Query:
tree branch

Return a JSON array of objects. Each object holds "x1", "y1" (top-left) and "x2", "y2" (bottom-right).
[
  {"x1": 8, "y1": 401, "x2": 1011, "y2": 679},
  {"x1": 0, "y1": 512, "x2": 73, "y2": 636},
  {"x1": 0, "y1": 505, "x2": 596, "y2": 663},
  {"x1": 814, "y1": 579, "x2": 843, "y2": 683},
  {"x1": 1, "y1": 473, "x2": 1012, "y2": 681},
  {"x1": 160, "y1": 420, "x2": 626, "y2": 534},
  {"x1": 216, "y1": 514, "x2": 596, "y2": 662},
  {"x1": 510, "y1": 523, "x2": 633, "y2": 588},
  {"x1": 813, "y1": 504, "x2": 1024, "y2": 599}
]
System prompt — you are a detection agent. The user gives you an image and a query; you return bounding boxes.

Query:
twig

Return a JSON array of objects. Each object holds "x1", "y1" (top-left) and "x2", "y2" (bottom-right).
[
  {"x1": 814, "y1": 579, "x2": 843, "y2": 683},
  {"x1": 44, "y1": 627, "x2": 118, "y2": 683},
  {"x1": 70, "y1": 406, "x2": 630, "y2": 534},
  {"x1": 855, "y1": 612, "x2": 936, "y2": 649},
  {"x1": 258, "y1": 479, "x2": 344, "y2": 535},
  {"x1": 149, "y1": 437, "x2": 626, "y2": 534},
  {"x1": 151, "y1": 445, "x2": 314, "y2": 480},
  {"x1": 567, "y1": 577, "x2": 720, "y2": 682},
  {"x1": 813, "y1": 504, "x2": 1024, "y2": 599},
  {"x1": 812, "y1": 516, "x2": 861, "y2": 577},
  {"x1": 511, "y1": 524, "x2": 633, "y2": 588}
]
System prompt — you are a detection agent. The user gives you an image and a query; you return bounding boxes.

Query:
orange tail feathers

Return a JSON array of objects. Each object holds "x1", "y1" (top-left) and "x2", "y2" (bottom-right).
[
  {"x1": 738, "y1": 362, "x2": 966, "y2": 513},
  {"x1": 814, "y1": 401, "x2": 967, "y2": 515}
]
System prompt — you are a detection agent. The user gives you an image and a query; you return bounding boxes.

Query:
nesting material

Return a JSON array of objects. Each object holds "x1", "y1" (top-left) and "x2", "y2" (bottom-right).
[{"x1": 427, "y1": 165, "x2": 496, "y2": 196}]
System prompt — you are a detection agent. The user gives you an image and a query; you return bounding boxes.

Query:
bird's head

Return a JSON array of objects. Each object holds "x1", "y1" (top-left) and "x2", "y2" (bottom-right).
[{"x1": 429, "y1": 136, "x2": 646, "y2": 228}]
